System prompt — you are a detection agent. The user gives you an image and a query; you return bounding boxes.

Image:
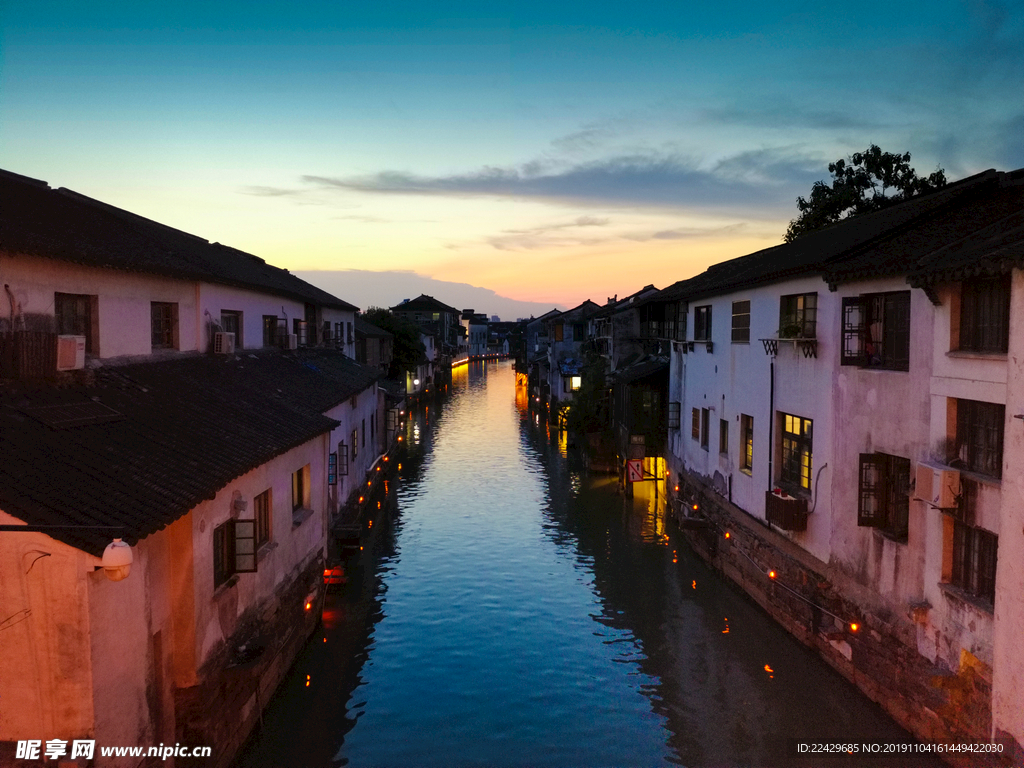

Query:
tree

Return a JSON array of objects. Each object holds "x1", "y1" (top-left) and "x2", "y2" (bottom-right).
[
  {"x1": 784, "y1": 145, "x2": 947, "y2": 242},
  {"x1": 361, "y1": 307, "x2": 425, "y2": 379}
]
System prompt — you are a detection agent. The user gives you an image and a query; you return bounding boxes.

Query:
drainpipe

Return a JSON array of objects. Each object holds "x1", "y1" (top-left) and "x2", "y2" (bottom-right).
[{"x1": 767, "y1": 358, "x2": 775, "y2": 491}]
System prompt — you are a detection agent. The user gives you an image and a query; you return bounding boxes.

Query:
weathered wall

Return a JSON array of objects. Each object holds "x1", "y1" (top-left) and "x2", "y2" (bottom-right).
[
  {"x1": 992, "y1": 268, "x2": 1024, "y2": 765},
  {"x1": 674, "y1": 475, "x2": 993, "y2": 753},
  {"x1": 0, "y1": 511, "x2": 98, "y2": 741}
]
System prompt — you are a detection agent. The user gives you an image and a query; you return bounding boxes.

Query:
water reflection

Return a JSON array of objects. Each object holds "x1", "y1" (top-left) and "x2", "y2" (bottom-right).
[{"x1": 237, "y1": 361, "x2": 938, "y2": 768}]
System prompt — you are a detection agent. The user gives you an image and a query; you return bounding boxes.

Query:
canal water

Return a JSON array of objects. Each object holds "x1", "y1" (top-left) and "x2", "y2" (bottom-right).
[{"x1": 237, "y1": 360, "x2": 938, "y2": 768}]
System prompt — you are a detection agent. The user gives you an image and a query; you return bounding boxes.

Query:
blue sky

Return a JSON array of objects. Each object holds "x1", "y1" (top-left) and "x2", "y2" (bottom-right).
[{"x1": 2, "y1": 0, "x2": 1022, "y2": 308}]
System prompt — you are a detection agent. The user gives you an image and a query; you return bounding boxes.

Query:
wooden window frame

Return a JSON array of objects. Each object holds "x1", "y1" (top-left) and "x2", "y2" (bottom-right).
[
  {"x1": 841, "y1": 292, "x2": 910, "y2": 370},
  {"x1": 951, "y1": 521, "x2": 998, "y2": 605},
  {"x1": 55, "y1": 292, "x2": 99, "y2": 354},
  {"x1": 668, "y1": 402, "x2": 681, "y2": 430},
  {"x1": 779, "y1": 413, "x2": 813, "y2": 492},
  {"x1": 700, "y1": 408, "x2": 710, "y2": 450},
  {"x1": 691, "y1": 408, "x2": 700, "y2": 441},
  {"x1": 955, "y1": 399, "x2": 1005, "y2": 478},
  {"x1": 959, "y1": 274, "x2": 1010, "y2": 353},
  {"x1": 857, "y1": 453, "x2": 910, "y2": 540},
  {"x1": 151, "y1": 302, "x2": 179, "y2": 350},
  {"x1": 731, "y1": 300, "x2": 750, "y2": 343},
  {"x1": 291, "y1": 465, "x2": 309, "y2": 511},
  {"x1": 693, "y1": 306, "x2": 712, "y2": 342},
  {"x1": 740, "y1": 414, "x2": 753, "y2": 473},
  {"x1": 779, "y1": 293, "x2": 817, "y2": 339},
  {"x1": 719, "y1": 418, "x2": 729, "y2": 457},
  {"x1": 220, "y1": 310, "x2": 242, "y2": 348},
  {"x1": 254, "y1": 488, "x2": 272, "y2": 548}
]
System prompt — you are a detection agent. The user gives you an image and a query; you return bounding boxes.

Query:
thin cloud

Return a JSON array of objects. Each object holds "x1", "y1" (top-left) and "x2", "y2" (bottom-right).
[{"x1": 299, "y1": 148, "x2": 822, "y2": 213}]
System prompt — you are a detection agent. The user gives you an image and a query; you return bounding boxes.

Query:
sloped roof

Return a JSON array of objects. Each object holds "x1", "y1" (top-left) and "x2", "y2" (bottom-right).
[
  {"x1": 391, "y1": 294, "x2": 460, "y2": 314},
  {"x1": 355, "y1": 317, "x2": 393, "y2": 338},
  {"x1": 638, "y1": 169, "x2": 1014, "y2": 306},
  {"x1": 609, "y1": 355, "x2": 669, "y2": 384},
  {"x1": 0, "y1": 349, "x2": 380, "y2": 557},
  {"x1": 591, "y1": 285, "x2": 660, "y2": 318},
  {"x1": 0, "y1": 169, "x2": 358, "y2": 311},
  {"x1": 826, "y1": 171, "x2": 1024, "y2": 288}
]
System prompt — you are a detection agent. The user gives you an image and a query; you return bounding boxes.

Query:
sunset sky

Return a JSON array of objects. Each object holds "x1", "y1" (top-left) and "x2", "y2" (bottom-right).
[{"x1": 2, "y1": 1, "x2": 1021, "y2": 310}]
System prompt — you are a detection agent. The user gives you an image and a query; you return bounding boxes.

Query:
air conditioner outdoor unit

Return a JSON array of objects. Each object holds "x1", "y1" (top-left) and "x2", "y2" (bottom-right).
[
  {"x1": 285, "y1": 333, "x2": 299, "y2": 350},
  {"x1": 915, "y1": 464, "x2": 960, "y2": 509},
  {"x1": 56, "y1": 335, "x2": 86, "y2": 371},
  {"x1": 213, "y1": 332, "x2": 236, "y2": 354}
]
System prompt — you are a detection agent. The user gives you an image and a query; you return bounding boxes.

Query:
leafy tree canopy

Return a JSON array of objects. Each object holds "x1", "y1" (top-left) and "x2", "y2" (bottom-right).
[
  {"x1": 361, "y1": 307, "x2": 425, "y2": 378},
  {"x1": 784, "y1": 145, "x2": 947, "y2": 242}
]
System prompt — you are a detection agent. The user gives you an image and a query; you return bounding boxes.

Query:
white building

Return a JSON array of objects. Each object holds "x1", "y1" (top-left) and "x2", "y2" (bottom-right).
[
  {"x1": 0, "y1": 168, "x2": 384, "y2": 767},
  {"x1": 663, "y1": 167, "x2": 1024, "y2": 756}
]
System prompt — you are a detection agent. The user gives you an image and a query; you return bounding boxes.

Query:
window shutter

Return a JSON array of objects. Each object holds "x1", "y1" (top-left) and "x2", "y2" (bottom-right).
[
  {"x1": 841, "y1": 297, "x2": 867, "y2": 366},
  {"x1": 857, "y1": 453, "x2": 885, "y2": 527},
  {"x1": 232, "y1": 519, "x2": 258, "y2": 573},
  {"x1": 338, "y1": 442, "x2": 349, "y2": 476}
]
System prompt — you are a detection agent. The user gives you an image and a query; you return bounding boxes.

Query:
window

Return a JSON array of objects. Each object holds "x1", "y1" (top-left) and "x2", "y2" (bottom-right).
[
  {"x1": 220, "y1": 310, "x2": 242, "y2": 347},
  {"x1": 347, "y1": 321, "x2": 354, "y2": 344},
  {"x1": 959, "y1": 275, "x2": 1010, "y2": 353},
  {"x1": 213, "y1": 519, "x2": 256, "y2": 588},
  {"x1": 371, "y1": 413, "x2": 375, "y2": 442},
  {"x1": 151, "y1": 302, "x2": 178, "y2": 350},
  {"x1": 293, "y1": 319, "x2": 308, "y2": 346},
  {"x1": 264, "y1": 315, "x2": 281, "y2": 347},
  {"x1": 780, "y1": 413, "x2": 812, "y2": 491},
  {"x1": 700, "y1": 408, "x2": 710, "y2": 450},
  {"x1": 857, "y1": 453, "x2": 910, "y2": 540},
  {"x1": 554, "y1": 323, "x2": 564, "y2": 342},
  {"x1": 337, "y1": 441, "x2": 349, "y2": 476},
  {"x1": 779, "y1": 293, "x2": 817, "y2": 338},
  {"x1": 362, "y1": 418, "x2": 366, "y2": 449},
  {"x1": 951, "y1": 521, "x2": 998, "y2": 605},
  {"x1": 719, "y1": 419, "x2": 729, "y2": 456},
  {"x1": 254, "y1": 488, "x2": 271, "y2": 548},
  {"x1": 668, "y1": 402, "x2": 681, "y2": 430},
  {"x1": 691, "y1": 408, "x2": 700, "y2": 440},
  {"x1": 674, "y1": 302, "x2": 687, "y2": 341},
  {"x1": 567, "y1": 375, "x2": 582, "y2": 392},
  {"x1": 351, "y1": 428, "x2": 358, "y2": 460},
  {"x1": 841, "y1": 292, "x2": 910, "y2": 370},
  {"x1": 693, "y1": 306, "x2": 712, "y2": 341},
  {"x1": 291, "y1": 465, "x2": 309, "y2": 511},
  {"x1": 731, "y1": 301, "x2": 750, "y2": 343},
  {"x1": 955, "y1": 399, "x2": 1005, "y2": 478},
  {"x1": 573, "y1": 323, "x2": 584, "y2": 341},
  {"x1": 740, "y1": 414, "x2": 753, "y2": 473},
  {"x1": 55, "y1": 292, "x2": 98, "y2": 354}
]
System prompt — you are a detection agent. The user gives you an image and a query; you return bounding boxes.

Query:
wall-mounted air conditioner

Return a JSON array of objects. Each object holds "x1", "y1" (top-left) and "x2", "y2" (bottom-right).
[
  {"x1": 285, "y1": 333, "x2": 299, "y2": 350},
  {"x1": 914, "y1": 464, "x2": 960, "y2": 509},
  {"x1": 56, "y1": 335, "x2": 86, "y2": 370},
  {"x1": 214, "y1": 332, "x2": 236, "y2": 355}
]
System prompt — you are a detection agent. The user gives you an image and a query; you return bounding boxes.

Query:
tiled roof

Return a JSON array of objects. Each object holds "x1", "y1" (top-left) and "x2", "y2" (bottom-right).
[
  {"x1": 827, "y1": 172, "x2": 1024, "y2": 288},
  {"x1": 591, "y1": 285, "x2": 660, "y2": 318},
  {"x1": 0, "y1": 349, "x2": 379, "y2": 557},
  {"x1": 355, "y1": 317, "x2": 393, "y2": 338},
  {"x1": 0, "y1": 169, "x2": 358, "y2": 312},
  {"x1": 637, "y1": 169, "x2": 1014, "y2": 305},
  {"x1": 390, "y1": 294, "x2": 460, "y2": 314},
  {"x1": 609, "y1": 355, "x2": 669, "y2": 384}
]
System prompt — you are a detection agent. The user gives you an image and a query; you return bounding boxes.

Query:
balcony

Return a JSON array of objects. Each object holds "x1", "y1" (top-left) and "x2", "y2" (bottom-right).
[{"x1": 764, "y1": 490, "x2": 809, "y2": 531}]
